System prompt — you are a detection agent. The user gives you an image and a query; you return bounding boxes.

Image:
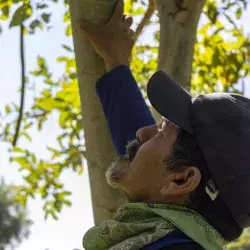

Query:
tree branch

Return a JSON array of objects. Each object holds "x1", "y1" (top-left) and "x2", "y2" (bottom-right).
[
  {"x1": 134, "y1": 0, "x2": 156, "y2": 43},
  {"x1": 136, "y1": 45, "x2": 158, "y2": 50},
  {"x1": 13, "y1": 23, "x2": 26, "y2": 147}
]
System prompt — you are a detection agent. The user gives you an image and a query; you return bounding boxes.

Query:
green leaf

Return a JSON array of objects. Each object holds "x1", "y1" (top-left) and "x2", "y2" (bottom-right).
[
  {"x1": 41, "y1": 13, "x2": 51, "y2": 23},
  {"x1": 41, "y1": 190, "x2": 48, "y2": 199},
  {"x1": 5, "y1": 104, "x2": 11, "y2": 114},
  {"x1": 78, "y1": 167, "x2": 84, "y2": 175},
  {"x1": 59, "y1": 112, "x2": 69, "y2": 128},
  {"x1": 11, "y1": 157, "x2": 32, "y2": 171},
  {"x1": 65, "y1": 24, "x2": 72, "y2": 36},
  {"x1": 50, "y1": 210, "x2": 58, "y2": 220},
  {"x1": 21, "y1": 132, "x2": 32, "y2": 142},
  {"x1": 37, "y1": 56, "x2": 45, "y2": 68},
  {"x1": 212, "y1": 53, "x2": 221, "y2": 66},
  {"x1": 64, "y1": 200, "x2": 72, "y2": 207},
  {"x1": 42, "y1": 89, "x2": 51, "y2": 97},
  {"x1": 37, "y1": 97, "x2": 64, "y2": 111},
  {"x1": 38, "y1": 120, "x2": 43, "y2": 131},
  {"x1": 10, "y1": 4, "x2": 32, "y2": 28},
  {"x1": 132, "y1": 7, "x2": 144, "y2": 15},
  {"x1": 1, "y1": 6, "x2": 10, "y2": 20},
  {"x1": 61, "y1": 191, "x2": 71, "y2": 197},
  {"x1": 62, "y1": 44, "x2": 73, "y2": 52},
  {"x1": 236, "y1": 8, "x2": 242, "y2": 19},
  {"x1": 24, "y1": 122, "x2": 33, "y2": 130},
  {"x1": 30, "y1": 19, "x2": 41, "y2": 30},
  {"x1": 12, "y1": 147, "x2": 25, "y2": 153},
  {"x1": 54, "y1": 201, "x2": 62, "y2": 212},
  {"x1": 37, "y1": 3, "x2": 48, "y2": 9},
  {"x1": 15, "y1": 194, "x2": 28, "y2": 207},
  {"x1": 45, "y1": 210, "x2": 58, "y2": 220}
]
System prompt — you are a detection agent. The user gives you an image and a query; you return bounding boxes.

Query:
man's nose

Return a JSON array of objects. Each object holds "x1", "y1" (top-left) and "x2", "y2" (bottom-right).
[{"x1": 136, "y1": 125, "x2": 158, "y2": 144}]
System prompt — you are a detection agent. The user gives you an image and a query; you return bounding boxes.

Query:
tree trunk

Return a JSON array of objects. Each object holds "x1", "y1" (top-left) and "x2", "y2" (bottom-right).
[
  {"x1": 156, "y1": 0, "x2": 206, "y2": 90},
  {"x1": 68, "y1": 0, "x2": 127, "y2": 225},
  {"x1": 68, "y1": 0, "x2": 206, "y2": 224}
]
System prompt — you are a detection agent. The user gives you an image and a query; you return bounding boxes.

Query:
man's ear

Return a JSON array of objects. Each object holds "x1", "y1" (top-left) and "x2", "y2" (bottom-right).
[{"x1": 161, "y1": 167, "x2": 201, "y2": 196}]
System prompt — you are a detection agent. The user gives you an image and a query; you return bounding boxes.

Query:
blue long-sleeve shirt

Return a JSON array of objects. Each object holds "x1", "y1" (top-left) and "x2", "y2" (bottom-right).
[{"x1": 96, "y1": 65, "x2": 156, "y2": 155}]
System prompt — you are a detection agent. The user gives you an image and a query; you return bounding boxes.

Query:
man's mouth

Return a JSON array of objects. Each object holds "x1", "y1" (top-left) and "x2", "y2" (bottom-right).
[{"x1": 106, "y1": 138, "x2": 142, "y2": 188}]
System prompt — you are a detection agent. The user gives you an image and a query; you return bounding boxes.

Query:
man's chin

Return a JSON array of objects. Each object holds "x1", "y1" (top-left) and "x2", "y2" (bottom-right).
[{"x1": 105, "y1": 156, "x2": 130, "y2": 189}]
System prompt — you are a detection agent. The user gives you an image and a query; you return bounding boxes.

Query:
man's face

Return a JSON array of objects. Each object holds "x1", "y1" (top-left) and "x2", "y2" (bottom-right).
[{"x1": 106, "y1": 119, "x2": 196, "y2": 204}]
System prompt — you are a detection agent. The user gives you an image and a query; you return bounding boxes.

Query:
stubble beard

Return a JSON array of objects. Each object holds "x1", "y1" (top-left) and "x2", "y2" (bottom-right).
[
  {"x1": 105, "y1": 156, "x2": 130, "y2": 188},
  {"x1": 105, "y1": 139, "x2": 142, "y2": 190}
]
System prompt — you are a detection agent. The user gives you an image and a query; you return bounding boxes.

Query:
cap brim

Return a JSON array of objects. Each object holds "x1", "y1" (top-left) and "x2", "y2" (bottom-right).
[{"x1": 147, "y1": 70, "x2": 193, "y2": 134}]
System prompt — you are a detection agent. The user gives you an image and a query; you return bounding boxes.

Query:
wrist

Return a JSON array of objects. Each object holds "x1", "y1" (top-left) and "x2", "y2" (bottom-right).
[{"x1": 105, "y1": 59, "x2": 129, "y2": 71}]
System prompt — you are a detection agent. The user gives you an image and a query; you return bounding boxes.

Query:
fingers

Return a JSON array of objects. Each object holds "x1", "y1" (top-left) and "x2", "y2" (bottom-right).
[
  {"x1": 123, "y1": 15, "x2": 133, "y2": 28},
  {"x1": 80, "y1": 20, "x2": 97, "y2": 35},
  {"x1": 110, "y1": 0, "x2": 124, "y2": 22},
  {"x1": 128, "y1": 29, "x2": 135, "y2": 41},
  {"x1": 80, "y1": 0, "x2": 125, "y2": 33},
  {"x1": 81, "y1": 0, "x2": 124, "y2": 33}
]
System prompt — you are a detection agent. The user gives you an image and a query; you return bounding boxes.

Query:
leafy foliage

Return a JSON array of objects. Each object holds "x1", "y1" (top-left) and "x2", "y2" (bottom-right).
[
  {"x1": 0, "y1": 0, "x2": 250, "y2": 248},
  {"x1": 192, "y1": 0, "x2": 250, "y2": 95},
  {"x1": 228, "y1": 229, "x2": 250, "y2": 249},
  {"x1": 0, "y1": 179, "x2": 31, "y2": 250}
]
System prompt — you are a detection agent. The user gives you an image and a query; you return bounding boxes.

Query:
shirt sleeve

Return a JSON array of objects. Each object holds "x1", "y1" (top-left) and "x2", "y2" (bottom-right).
[{"x1": 96, "y1": 65, "x2": 156, "y2": 156}]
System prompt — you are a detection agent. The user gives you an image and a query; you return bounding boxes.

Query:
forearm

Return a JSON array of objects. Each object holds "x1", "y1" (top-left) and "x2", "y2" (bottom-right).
[{"x1": 96, "y1": 65, "x2": 156, "y2": 155}]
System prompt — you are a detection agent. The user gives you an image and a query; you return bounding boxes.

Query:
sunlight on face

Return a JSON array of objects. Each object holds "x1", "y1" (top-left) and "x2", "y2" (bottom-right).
[{"x1": 105, "y1": 120, "x2": 180, "y2": 203}]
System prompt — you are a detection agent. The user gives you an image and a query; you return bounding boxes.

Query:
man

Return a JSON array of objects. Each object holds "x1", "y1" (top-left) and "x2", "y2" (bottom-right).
[{"x1": 80, "y1": 1, "x2": 250, "y2": 249}]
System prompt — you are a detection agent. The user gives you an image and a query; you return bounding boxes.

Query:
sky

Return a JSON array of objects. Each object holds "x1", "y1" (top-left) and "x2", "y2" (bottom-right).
[{"x1": 0, "y1": 2, "x2": 250, "y2": 250}]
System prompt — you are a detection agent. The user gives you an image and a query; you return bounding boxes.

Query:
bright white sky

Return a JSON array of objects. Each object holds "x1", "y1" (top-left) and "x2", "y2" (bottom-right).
[{"x1": 0, "y1": 2, "x2": 249, "y2": 250}]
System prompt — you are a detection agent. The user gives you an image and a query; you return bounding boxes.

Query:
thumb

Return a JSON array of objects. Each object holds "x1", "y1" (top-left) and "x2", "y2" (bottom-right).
[
  {"x1": 80, "y1": 20, "x2": 97, "y2": 34},
  {"x1": 108, "y1": 0, "x2": 124, "y2": 24}
]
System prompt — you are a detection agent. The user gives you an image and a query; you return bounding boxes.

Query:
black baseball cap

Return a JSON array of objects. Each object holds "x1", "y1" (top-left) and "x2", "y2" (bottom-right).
[{"x1": 147, "y1": 70, "x2": 250, "y2": 230}]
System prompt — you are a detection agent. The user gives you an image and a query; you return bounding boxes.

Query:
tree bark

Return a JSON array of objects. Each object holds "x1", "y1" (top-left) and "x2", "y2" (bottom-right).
[
  {"x1": 68, "y1": 0, "x2": 206, "y2": 225},
  {"x1": 68, "y1": 0, "x2": 127, "y2": 225},
  {"x1": 156, "y1": 0, "x2": 206, "y2": 90}
]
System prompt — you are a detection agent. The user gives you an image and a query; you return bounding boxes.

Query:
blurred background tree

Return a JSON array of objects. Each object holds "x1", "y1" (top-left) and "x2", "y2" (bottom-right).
[
  {"x1": 0, "y1": 0, "x2": 249, "y2": 248},
  {"x1": 0, "y1": 179, "x2": 31, "y2": 250}
]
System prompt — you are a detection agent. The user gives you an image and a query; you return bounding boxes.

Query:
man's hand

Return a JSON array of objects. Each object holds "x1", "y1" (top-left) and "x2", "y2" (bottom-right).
[{"x1": 80, "y1": 0, "x2": 134, "y2": 71}]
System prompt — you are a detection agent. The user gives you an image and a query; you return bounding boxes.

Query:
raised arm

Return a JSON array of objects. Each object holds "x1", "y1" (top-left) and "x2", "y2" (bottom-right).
[
  {"x1": 96, "y1": 65, "x2": 155, "y2": 155},
  {"x1": 80, "y1": 0, "x2": 155, "y2": 155}
]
